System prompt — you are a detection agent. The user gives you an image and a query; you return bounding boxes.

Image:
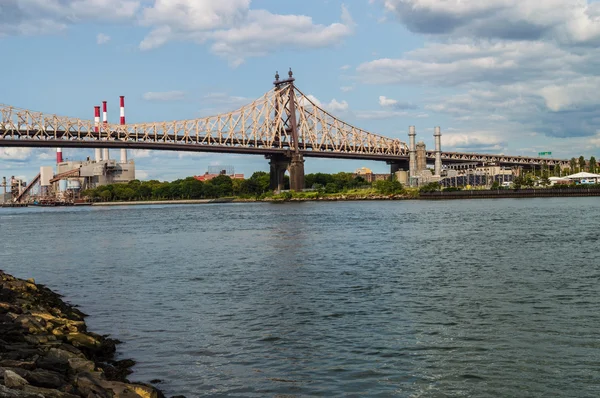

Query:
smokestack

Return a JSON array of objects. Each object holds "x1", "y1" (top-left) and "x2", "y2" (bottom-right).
[
  {"x1": 434, "y1": 126, "x2": 442, "y2": 176},
  {"x1": 408, "y1": 126, "x2": 417, "y2": 181},
  {"x1": 94, "y1": 106, "x2": 102, "y2": 162},
  {"x1": 56, "y1": 148, "x2": 63, "y2": 164},
  {"x1": 120, "y1": 96, "x2": 127, "y2": 163},
  {"x1": 102, "y1": 101, "x2": 109, "y2": 161}
]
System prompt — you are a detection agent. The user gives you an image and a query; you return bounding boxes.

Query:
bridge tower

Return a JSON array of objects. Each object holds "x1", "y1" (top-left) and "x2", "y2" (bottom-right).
[{"x1": 268, "y1": 69, "x2": 305, "y2": 192}]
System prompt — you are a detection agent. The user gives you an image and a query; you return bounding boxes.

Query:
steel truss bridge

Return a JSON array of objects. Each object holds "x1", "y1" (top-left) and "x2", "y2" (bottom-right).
[{"x1": 0, "y1": 70, "x2": 568, "y2": 190}]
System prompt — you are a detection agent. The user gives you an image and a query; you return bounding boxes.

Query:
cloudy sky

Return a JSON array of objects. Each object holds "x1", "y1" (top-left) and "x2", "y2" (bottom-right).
[{"x1": 2, "y1": 0, "x2": 600, "y2": 181}]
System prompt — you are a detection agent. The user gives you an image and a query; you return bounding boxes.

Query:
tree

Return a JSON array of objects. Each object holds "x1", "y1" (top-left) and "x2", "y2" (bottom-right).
[
  {"x1": 579, "y1": 156, "x2": 586, "y2": 172},
  {"x1": 570, "y1": 158, "x2": 577, "y2": 174},
  {"x1": 375, "y1": 179, "x2": 405, "y2": 194},
  {"x1": 491, "y1": 181, "x2": 501, "y2": 190},
  {"x1": 553, "y1": 163, "x2": 561, "y2": 177},
  {"x1": 590, "y1": 156, "x2": 597, "y2": 174}
]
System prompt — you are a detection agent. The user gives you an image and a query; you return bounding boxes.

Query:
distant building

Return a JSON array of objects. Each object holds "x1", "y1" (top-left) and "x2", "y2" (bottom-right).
[
  {"x1": 56, "y1": 158, "x2": 135, "y2": 189},
  {"x1": 353, "y1": 167, "x2": 390, "y2": 183},
  {"x1": 194, "y1": 172, "x2": 244, "y2": 182}
]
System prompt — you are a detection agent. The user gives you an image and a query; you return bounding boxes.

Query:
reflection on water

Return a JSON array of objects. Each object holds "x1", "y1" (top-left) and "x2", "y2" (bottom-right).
[{"x1": 1, "y1": 199, "x2": 599, "y2": 397}]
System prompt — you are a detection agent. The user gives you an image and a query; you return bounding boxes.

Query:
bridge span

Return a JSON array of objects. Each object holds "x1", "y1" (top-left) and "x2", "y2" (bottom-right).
[{"x1": 0, "y1": 70, "x2": 569, "y2": 190}]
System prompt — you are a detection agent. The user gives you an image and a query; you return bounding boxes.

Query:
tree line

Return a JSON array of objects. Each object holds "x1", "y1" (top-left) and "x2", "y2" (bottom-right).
[{"x1": 83, "y1": 171, "x2": 405, "y2": 201}]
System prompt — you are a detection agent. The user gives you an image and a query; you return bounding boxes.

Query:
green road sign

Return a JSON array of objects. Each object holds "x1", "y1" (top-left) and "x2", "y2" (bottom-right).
[{"x1": 538, "y1": 151, "x2": 552, "y2": 156}]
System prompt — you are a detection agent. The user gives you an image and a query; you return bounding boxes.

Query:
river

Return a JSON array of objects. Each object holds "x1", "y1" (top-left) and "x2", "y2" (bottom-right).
[{"x1": 1, "y1": 199, "x2": 599, "y2": 397}]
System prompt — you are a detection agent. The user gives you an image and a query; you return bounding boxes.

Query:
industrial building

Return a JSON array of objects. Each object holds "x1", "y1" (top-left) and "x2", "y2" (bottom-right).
[{"x1": 2, "y1": 97, "x2": 135, "y2": 205}]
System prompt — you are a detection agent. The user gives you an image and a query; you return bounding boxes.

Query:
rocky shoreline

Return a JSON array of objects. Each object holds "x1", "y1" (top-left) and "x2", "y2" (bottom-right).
[{"x1": 0, "y1": 270, "x2": 174, "y2": 398}]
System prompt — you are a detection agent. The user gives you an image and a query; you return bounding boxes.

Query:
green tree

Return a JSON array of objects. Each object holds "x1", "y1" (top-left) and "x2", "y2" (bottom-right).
[
  {"x1": 590, "y1": 156, "x2": 597, "y2": 173},
  {"x1": 207, "y1": 175, "x2": 233, "y2": 197},
  {"x1": 570, "y1": 157, "x2": 577, "y2": 174},
  {"x1": 553, "y1": 163, "x2": 561, "y2": 177},
  {"x1": 579, "y1": 156, "x2": 586, "y2": 172}
]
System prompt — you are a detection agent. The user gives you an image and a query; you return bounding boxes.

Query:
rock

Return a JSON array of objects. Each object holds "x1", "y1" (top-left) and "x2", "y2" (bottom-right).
[
  {"x1": 24, "y1": 369, "x2": 65, "y2": 389},
  {"x1": 66, "y1": 332, "x2": 101, "y2": 350},
  {"x1": 46, "y1": 347, "x2": 85, "y2": 362},
  {"x1": 0, "y1": 359, "x2": 36, "y2": 370},
  {"x1": 14, "y1": 315, "x2": 47, "y2": 334},
  {"x1": 5, "y1": 369, "x2": 29, "y2": 389},
  {"x1": 22, "y1": 385, "x2": 81, "y2": 398},
  {"x1": 68, "y1": 357, "x2": 96, "y2": 373},
  {"x1": 24, "y1": 335, "x2": 50, "y2": 345},
  {"x1": 75, "y1": 373, "x2": 115, "y2": 398},
  {"x1": 36, "y1": 356, "x2": 70, "y2": 373},
  {"x1": 129, "y1": 383, "x2": 166, "y2": 398},
  {"x1": 0, "y1": 384, "x2": 44, "y2": 397}
]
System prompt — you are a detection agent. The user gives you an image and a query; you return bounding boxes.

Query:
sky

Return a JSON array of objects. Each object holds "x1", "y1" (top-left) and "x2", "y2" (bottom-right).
[{"x1": 2, "y1": 0, "x2": 600, "y2": 182}]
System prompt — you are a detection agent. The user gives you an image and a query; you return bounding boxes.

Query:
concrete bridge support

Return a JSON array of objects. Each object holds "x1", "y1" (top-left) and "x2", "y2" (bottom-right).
[
  {"x1": 269, "y1": 155, "x2": 289, "y2": 192},
  {"x1": 288, "y1": 153, "x2": 305, "y2": 192},
  {"x1": 389, "y1": 160, "x2": 410, "y2": 175},
  {"x1": 268, "y1": 153, "x2": 306, "y2": 192}
]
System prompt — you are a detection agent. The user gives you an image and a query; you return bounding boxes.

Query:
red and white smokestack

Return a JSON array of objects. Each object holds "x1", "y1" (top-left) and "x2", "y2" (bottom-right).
[
  {"x1": 120, "y1": 96, "x2": 127, "y2": 163},
  {"x1": 56, "y1": 148, "x2": 63, "y2": 164},
  {"x1": 94, "y1": 106, "x2": 102, "y2": 162},
  {"x1": 102, "y1": 101, "x2": 109, "y2": 161},
  {"x1": 102, "y1": 101, "x2": 108, "y2": 124},
  {"x1": 120, "y1": 96, "x2": 125, "y2": 125}
]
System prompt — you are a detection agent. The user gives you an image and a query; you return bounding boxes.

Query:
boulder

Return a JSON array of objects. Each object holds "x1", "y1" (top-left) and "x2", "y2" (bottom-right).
[
  {"x1": 22, "y1": 385, "x2": 81, "y2": 398},
  {"x1": 75, "y1": 373, "x2": 115, "y2": 398},
  {"x1": 0, "y1": 384, "x2": 44, "y2": 397},
  {"x1": 68, "y1": 358, "x2": 96, "y2": 373},
  {"x1": 66, "y1": 332, "x2": 101, "y2": 350},
  {"x1": 24, "y1": 369, "x2": 65, "y2": 389},
  {"x1": 0, "y1": 359, "x2": 36, "y2": 370},
  {"x1": 36, "y1": 356, "x2": 70, "y2": 374},
  {"x1": 46, "y1": 347, "x2": 85, "y2": 362},
  {"x1": 5, "y1": 369, "x2": 29, "y2": 389}
]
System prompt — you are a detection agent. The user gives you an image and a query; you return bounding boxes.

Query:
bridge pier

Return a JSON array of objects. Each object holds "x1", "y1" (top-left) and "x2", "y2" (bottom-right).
[
  {"x1": 269, "y1": 155, "x2": 289, "y2": 192},
  {"x1": 267, "y1": 153, "x2": 306, "y2": 192},
  {"x1": 288, "y1": 153, "x2": 305, "y2": 191},
  {"x1": 388, "y1": 160, "x2": 409, "y2": 180}
]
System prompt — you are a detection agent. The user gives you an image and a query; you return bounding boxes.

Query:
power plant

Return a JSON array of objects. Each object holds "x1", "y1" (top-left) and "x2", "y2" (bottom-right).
[{"x1": 1, "y1": 97, "x2": 135, "y2": 206}]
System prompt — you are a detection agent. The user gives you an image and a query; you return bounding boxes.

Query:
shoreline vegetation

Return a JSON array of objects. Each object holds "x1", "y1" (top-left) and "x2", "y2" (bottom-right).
[
  {"x1": 0, "y1": 270, "x2": 170, "y2": 398},
  {"x1": 76, "y1": 170, "x2": 600, "y2": 206}
]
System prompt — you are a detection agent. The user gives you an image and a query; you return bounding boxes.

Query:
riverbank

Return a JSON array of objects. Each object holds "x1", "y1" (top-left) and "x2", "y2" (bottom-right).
[
  {"x1": 0, "y1": 270, "x2": 170, "y2": 398},
  {"x1": 420, "y1": 187, "x2": 600, "y2": 199},
  {"x1": 92, "y1": 198, "x2": 233, "y2": 206}
]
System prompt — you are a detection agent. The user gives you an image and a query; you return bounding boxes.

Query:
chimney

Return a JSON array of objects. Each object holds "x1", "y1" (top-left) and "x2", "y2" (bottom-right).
[
  {"x1": 120, "y1": 96, "x2": 127, "y2": 163},
  {"x1": 94, "y1": 106, "x2": 102, "y2": 162}
]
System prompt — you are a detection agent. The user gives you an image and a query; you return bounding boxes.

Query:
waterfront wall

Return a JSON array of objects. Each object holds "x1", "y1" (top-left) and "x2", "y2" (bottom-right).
[{"x1": 420, "y1": 188, "x2": 600, "y2": 199}]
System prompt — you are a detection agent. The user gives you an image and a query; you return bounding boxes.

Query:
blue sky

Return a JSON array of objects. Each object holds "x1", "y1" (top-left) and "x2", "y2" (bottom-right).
[{"x1": 2, "y1": 0, "x2": 600, "y2": 182}]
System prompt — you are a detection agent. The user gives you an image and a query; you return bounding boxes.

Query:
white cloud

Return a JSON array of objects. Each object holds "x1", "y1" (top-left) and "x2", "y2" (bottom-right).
[
  {"x1": 0, "y1": 0, "x2": 140, "y2": 36},
  {"x1": 340, "y1": 86, "x2": 354, "y2": 92},
  {"x1": 129, "y1": 149, "x2": 152, "y2": 159},
  {"x1": 340, "y1": 64, "x2": 351, "y2": 70},
  {"x1": 139, "y1": 3, "x2": 354, "y2": 65},
  {"x1": 96, "y1": 33, "x2": 110, "y2": 45},
  {"x1": 142, "y1": 91, "x2": 186, "y2": 101},
  {"x1": 379, "y1": 0, "x2": 600, "y2": 46},
  {"x1": 354, "y1": 110, "x2": 410, "y2": 120},
  {"x1": 379, "y1": 96, "x2": 398, "y2": 107},
  {"x1": 0, "y1": 148, "x2": 32, "y2": 161},
  {"x1": 327, "y1": 99, "x2": 349, "y2": 112},
  {"x1": 302, "y1": 95, "x2": 349, "y2": 113},
  {"x1": 442, "y1": 131, "x2": 506, "y2": 151}
]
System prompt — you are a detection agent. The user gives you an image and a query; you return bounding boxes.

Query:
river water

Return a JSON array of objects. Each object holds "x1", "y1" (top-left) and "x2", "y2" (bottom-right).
[{"x1": 1, "y1": 199, "x2": 599, "y2": 397}]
